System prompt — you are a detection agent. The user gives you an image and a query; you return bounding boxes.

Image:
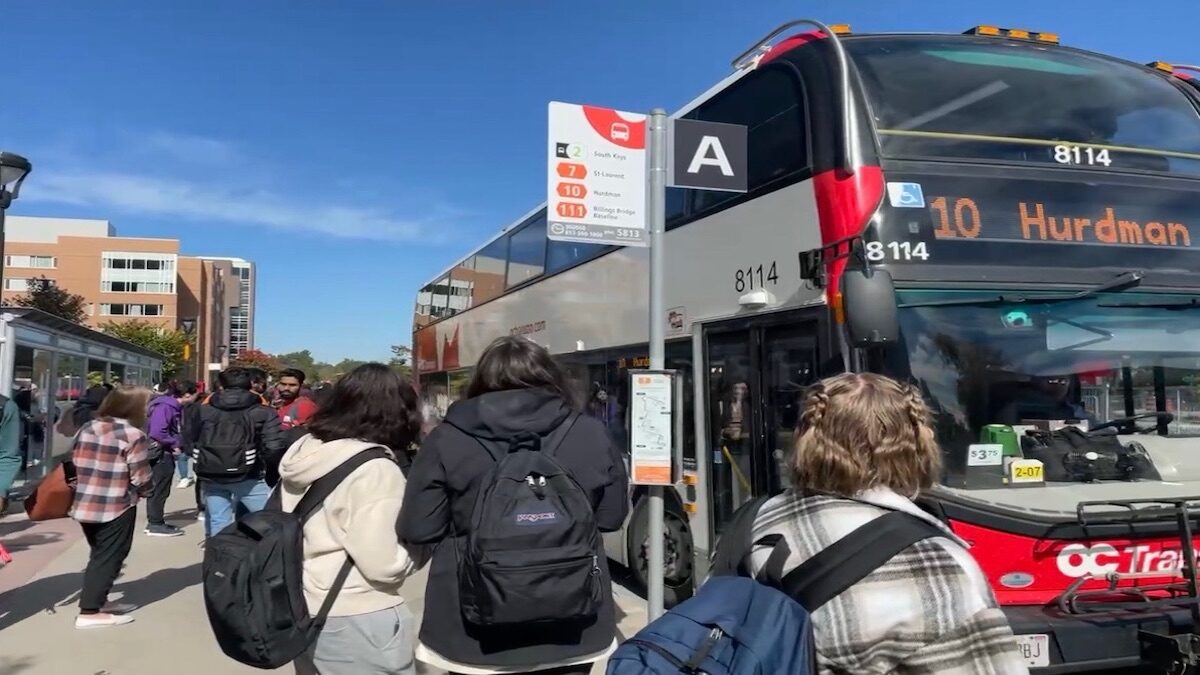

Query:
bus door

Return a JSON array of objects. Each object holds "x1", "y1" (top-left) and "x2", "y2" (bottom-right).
[{"x1": 703, "y1": 312, "x2": 822, "y2": 538}]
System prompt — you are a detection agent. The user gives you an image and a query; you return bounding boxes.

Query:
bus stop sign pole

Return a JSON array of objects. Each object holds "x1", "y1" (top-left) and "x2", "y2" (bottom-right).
[{"x1": 646, "y1": 107, "x2": 668, "y2": 621}]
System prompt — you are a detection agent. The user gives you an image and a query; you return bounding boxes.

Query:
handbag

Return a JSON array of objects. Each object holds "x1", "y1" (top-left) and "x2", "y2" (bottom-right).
[{"x1": 24, "y1": 461, "x2": 77, "y2": 521}]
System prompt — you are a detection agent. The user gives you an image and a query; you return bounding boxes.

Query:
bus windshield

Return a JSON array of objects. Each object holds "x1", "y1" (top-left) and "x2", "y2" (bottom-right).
[
  {"x1": 847, "y1": 36, "x2": 1200, "y2": 176},
  {"x1": 892, "y1": 290, "x2": 1200, "y2": 517}
]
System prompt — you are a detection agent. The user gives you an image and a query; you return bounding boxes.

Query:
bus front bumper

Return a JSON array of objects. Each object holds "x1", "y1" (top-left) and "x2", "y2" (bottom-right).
[{"x1": 1006, "y1": 604, "x2": 1200, "y2": 673}]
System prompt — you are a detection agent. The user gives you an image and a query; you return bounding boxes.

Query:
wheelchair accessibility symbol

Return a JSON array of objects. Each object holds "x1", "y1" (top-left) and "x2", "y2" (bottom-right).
[{"x1": 886, "y1": 182, "x2": 926, "y2": 208}]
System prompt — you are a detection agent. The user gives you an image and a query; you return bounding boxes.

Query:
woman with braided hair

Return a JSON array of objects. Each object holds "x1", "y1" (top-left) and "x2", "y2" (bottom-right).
[{"x1": 745, "y1": 373, "x2": 1027, "y2": 675}]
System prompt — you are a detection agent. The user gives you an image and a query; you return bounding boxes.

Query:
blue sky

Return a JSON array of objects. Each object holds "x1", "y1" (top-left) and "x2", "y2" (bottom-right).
[{"x1": 1, "y1": 1, "x2": 1193, "y2": 361}]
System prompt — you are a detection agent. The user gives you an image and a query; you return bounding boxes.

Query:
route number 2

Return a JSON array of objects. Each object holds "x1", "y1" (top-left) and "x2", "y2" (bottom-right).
[{"x1": 1054, "y1": 144, "x2": 1112, "y2": 167}]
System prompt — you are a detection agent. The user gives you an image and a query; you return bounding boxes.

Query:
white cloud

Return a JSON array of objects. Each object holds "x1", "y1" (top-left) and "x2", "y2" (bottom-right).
[
  {"x1": 17, "y1": 131, "x2": 464, "y2": 242},
  {"x1": 134, "y1": 131, "x2": 242, "y2": 165},
  {"x1": 27, "y1": 169, "x2": 445, "y2": 242}
]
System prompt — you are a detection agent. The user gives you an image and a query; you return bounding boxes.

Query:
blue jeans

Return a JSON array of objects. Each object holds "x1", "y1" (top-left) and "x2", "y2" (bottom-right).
[
  {"x1": 202, "y1": 477, "x2": 270, "y2": 537},
  {"x1": 175, "y1": 453, "x2": 190, "y2": 480}
]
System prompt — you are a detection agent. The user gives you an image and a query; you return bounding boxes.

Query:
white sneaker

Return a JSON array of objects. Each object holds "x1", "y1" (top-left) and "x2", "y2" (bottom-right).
[
  {"x1": 75, "y1": 613, "x2": 135, "y2": 629},
  {"x1": 176, "y1": 478, "x2": 188, "y2": 489}
]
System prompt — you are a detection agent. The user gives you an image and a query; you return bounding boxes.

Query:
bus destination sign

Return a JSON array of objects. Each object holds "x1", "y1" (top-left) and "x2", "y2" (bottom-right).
[
  {"x1": 872, "y1": 173, "x2": 1199, "y2": 272},
  {"x1": 547, "y1": 102, "x2": 647, "y2": 247}
]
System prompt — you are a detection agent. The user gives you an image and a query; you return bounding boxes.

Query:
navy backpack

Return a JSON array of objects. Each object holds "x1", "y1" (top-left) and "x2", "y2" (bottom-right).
[{"x1": 607, "y1": 495, "x2": 944, "y2": 675}]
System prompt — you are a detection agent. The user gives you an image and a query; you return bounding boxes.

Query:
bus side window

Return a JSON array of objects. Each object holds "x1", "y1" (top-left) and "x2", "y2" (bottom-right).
[{"x1": 689, "y1": 67, "x2": 809, "y2": 216}]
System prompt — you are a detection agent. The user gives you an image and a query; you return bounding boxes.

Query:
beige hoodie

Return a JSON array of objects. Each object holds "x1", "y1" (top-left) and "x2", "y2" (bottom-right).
[{"x1": 278, "y1": 435, "x2": 423, "y2": 617}]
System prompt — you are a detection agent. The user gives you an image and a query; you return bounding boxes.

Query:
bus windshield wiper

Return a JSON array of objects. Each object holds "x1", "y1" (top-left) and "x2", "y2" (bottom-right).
[
  {"x1": 1098, "y1": 298, "x2": 1200, "y2": 310},
  {"x1": 898, "y1": 270, "x2": 1144, "y2": 309}
]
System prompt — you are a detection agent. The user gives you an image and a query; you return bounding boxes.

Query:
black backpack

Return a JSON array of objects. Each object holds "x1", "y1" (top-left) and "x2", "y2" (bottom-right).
[
  {"x1": 456, "y1": 414, "x2": 603, "y2": 626},
  {"x1": 203, "y1": 447, "x2": 391, "y2": 669},
  {"x1": 195, "y1": 408, "x2": 258, "y2": 479}
]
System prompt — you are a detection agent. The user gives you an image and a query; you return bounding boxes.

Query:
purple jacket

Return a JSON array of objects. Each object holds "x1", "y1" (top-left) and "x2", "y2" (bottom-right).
[{"x1": 147, "y1": 394, "x2": 182, "y2": 450}]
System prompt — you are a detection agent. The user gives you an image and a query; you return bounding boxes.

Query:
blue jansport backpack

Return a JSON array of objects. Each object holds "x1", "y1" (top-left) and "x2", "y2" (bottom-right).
[{"x1": 607, "y1": 495, "x2": 944, "y2": 675}]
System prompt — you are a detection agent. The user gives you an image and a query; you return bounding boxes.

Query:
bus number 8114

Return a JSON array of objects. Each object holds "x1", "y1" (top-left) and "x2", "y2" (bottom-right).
[{"x1": 734, "y1": 262, "x2": 779, "y2": 292}]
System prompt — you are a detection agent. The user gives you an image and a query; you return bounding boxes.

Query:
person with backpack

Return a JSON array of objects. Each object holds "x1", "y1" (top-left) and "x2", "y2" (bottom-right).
[
  {"x1": 269, "y1": 363, "x2": 428, "y2": 674},
  {"x1": 185, "y1": 367, "x2": 286, "y2": 537},
  {"x1": 612, "y1": 373, "x2": 1027, "y2": 675},
  {"x1": 143, "y1": 380, "x2": 196, "y2": 537},
  {"x1": 180, "y1": 383, "x2": 207, "y2": 524},
  {"x1": 400, "y1": 336, "x2": 630, "y2": 675},
  {"x1": 69, "y1": 386, "x2": 155, "y2": 629}
]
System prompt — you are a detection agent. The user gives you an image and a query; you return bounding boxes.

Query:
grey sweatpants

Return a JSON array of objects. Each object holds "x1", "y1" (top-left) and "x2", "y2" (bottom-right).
[{"x1": 294, "y1": 604, "x2": 417, "y2": 675}]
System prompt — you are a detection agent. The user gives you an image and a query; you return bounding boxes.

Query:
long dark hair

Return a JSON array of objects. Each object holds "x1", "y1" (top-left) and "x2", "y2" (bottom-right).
[
  {"x1": 466, "y1": 336, "x2": 574, "y2": 406},
  {"x1": 307, "y1": 363, "x2": 423, "y2": 451}
]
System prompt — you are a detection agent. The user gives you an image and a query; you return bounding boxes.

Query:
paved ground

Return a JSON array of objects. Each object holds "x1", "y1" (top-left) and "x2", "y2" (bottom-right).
[{"x1": 0, "y1": 484, "x2": 647, "y2": 675}]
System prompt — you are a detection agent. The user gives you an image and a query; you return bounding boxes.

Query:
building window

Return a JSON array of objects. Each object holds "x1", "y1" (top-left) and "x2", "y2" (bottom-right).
[
  {"x1": 3, "y1": 278, "x2": 29, "y2": 292},
  {"x1": 101, "y1": 252, "x2": 177, "y2": 294},
  {"x1": 102, "y1": 281, "x2": 175, "y2": 293},
  {"x1": 5, "y1": 255, "x2": 56, "y2": 269},
  {"x1": 100, "y1": 303, "x2": 165, "y2": 317}
]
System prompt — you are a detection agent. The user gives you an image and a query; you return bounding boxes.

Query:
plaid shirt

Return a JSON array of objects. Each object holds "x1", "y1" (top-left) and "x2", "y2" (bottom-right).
[
  {"x1": 70, "y1": 417, "x2": 152, "y2": 524},
  {"x1": 750, "y1": 489, "x2": 1028, "y2": 675}
]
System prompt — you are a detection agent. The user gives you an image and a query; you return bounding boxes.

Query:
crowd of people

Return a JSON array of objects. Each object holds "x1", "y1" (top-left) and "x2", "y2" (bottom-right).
[{"x1": 5, "y1": 335, "x2": 1030, "y2": 674}]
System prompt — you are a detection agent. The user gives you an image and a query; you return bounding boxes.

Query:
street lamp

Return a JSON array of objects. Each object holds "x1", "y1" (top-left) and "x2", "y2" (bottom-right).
[{"x1": 0, "y1": 152, "x2": 33, "y2": 306}]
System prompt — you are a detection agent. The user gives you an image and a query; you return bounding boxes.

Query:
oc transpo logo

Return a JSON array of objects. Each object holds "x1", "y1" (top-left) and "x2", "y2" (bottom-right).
[{"x1": 1056, "y1": 543, "x2": 1197, "y2": 578}]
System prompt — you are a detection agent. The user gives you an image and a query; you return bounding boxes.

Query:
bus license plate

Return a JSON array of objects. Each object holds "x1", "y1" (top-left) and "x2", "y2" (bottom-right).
[{"x1": 1015, "y1": 634, "x2": 1049, "y2": 667}]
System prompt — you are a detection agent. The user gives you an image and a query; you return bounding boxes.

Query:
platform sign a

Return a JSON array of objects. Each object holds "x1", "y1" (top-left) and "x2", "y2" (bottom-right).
[{"x1": 547, "y1": 102, "x2": 647, "y2": 247}]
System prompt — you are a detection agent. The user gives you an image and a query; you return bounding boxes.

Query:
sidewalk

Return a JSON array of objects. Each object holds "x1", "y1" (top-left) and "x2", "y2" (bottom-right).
[{"x1": 0, "y1": 484, "x2": 647, "y2": 675}]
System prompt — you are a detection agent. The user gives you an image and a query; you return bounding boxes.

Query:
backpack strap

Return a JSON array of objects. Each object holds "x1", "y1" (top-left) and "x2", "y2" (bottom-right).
[
  {"x1": 708, "y1": 494, "x2": 773, "y2": 578},
  {"x1": 293, "y1": 447, "x2": 392, "y2": 522},
  {"x1": 291, "y1": 446, "x2": 393, "y2": 625},
  {"x1": 541, "y1": 412, "x2": 579, "y2": 458},
  {"x1": 766, "y1": 510, "x2": 947, "y2": 612}
]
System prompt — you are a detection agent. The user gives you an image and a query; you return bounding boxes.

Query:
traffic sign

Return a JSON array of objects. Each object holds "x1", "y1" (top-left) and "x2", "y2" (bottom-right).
[
  {"x1": 547, "y1": 102, "x2": 647, "y2": 247},
  {"x1": 669, "y1": 118, "x2": 748, "y2": 192}
]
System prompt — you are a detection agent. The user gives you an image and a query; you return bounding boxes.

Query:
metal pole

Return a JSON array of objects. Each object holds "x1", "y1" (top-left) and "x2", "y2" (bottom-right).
[
  {"x1": 0, "y1": 206, "x2": 7, "y2": 308},
  {"x1": 646, "y1": 107, "x2": 668, "y2": 620}
]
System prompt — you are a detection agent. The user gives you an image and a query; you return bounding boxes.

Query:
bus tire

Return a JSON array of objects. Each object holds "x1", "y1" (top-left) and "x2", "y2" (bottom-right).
[{"x1": 627, "y1": 501, "x2": 695, "y2": 608}]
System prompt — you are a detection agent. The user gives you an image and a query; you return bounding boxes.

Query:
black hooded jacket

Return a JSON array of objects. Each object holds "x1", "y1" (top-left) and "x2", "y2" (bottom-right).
[
  {"x1": 399, "y1": 387, "x2": 629, "y2": 669},
  {"x1": 183, "y1": 388, "x2": 286, "y2": 484}
]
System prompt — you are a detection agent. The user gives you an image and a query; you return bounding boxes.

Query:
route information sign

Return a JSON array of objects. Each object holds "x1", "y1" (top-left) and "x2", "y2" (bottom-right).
[
  {"x1": 629, "y1": 370, "x2": 674, "y2": 485},
  {"x1": 547, "y1": 102, "x2": 647, "y2": 247}
]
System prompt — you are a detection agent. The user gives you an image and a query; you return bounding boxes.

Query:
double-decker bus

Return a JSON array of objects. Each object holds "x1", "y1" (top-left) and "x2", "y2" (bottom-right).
[{"x1": 413, "y1": 19, "x2": 1200, "y2": 672}]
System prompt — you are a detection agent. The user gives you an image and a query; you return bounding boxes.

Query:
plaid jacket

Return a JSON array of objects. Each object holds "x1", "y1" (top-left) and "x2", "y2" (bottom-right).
[
  {"x1": 70, "y1": 417, "x2": 152, "y2": 524},
  {"x1": 750, "y1": 489, "x2": 1028, "y2": 675}
]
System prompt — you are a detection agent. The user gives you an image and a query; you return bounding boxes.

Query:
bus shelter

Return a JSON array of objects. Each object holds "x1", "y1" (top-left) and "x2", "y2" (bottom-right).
[{"x1": 0, "y1": 307, "x2": 165, "y2": 475}]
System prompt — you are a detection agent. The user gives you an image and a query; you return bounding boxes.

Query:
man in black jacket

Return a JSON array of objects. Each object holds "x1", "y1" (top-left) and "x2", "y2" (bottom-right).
[{"x1": 184, "y1": 367, "x2": 286, "y2": 537}]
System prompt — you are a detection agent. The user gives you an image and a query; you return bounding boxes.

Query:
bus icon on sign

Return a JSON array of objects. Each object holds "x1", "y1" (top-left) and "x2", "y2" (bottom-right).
[
  {"x1": 610, "y1": 122, "x2": 630, "y2": 141},
  {"x1": 887, "y1": 182, "x2": 926, "y2": 208}
]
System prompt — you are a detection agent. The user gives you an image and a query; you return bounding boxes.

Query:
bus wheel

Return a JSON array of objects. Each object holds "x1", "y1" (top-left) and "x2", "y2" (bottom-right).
[{"x1": 630, "y1": 507, "x2": 695, "y2": 608}]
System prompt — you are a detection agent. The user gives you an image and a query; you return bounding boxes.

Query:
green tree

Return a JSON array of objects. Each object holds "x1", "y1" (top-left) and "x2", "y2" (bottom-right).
[
  {"x1": 276, "y1": 350, "x2": 319, "y2": 378},
  {"x1": 101, "y1": 320, "x2": 193, "y2": 378},
  {"x1": 389, "y1": 344, "x2": 412, "y2": 377},
  {"x1": 14, "y1": 276, "x2": 88, "y2": 324}
]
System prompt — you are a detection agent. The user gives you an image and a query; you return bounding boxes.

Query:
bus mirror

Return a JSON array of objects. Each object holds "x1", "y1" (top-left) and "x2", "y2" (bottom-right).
[{"x1": 842, "y1": 268, "x2": 899, "y2": 346}]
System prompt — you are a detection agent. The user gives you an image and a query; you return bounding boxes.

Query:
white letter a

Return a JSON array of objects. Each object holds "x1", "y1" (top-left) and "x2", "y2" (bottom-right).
[{"x1": 687, "y1": 136, "x2": 734, "y2": 176}]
